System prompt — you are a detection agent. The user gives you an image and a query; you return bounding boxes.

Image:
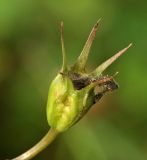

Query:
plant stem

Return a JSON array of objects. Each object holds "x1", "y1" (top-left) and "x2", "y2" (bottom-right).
[{"x1": 11, "y1": 128, "x2": 59, "y2": 160}]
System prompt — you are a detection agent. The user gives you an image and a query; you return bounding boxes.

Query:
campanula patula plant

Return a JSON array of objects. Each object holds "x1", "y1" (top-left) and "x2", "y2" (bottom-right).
[{"x1": 10, "y1": 20, "x2": 132, "y2": 160}]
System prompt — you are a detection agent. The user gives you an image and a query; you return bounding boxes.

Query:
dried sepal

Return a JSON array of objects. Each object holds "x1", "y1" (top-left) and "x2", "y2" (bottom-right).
[
  {"x1": 72, "y1": 19, "x2": 101, "y2": 72},
  {"x1": 60, "y1": 21, "x2": 67, "y2": 73},
  {"x1": 90, "y1": 43, "x2": 132, "y2": 78}
]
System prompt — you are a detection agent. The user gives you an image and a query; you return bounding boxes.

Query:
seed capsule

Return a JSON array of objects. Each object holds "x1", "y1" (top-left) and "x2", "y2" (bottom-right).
[
  {"x1": 47, "y1": 73, "x2": 95, "y2": 131},
  {"x1": 46, "y1": 21, "x2": 132, "y2": 132}
]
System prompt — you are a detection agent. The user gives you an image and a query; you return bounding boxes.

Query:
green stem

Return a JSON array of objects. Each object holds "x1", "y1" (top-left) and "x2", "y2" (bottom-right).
[{"x1": 11, "y1": 128, "x2": 59, "y2": 160}]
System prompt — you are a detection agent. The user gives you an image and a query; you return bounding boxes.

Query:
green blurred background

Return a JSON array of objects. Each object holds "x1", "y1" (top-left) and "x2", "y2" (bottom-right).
[{"x1": 0, "y1": 0, "x2": 147, "y2": 159}]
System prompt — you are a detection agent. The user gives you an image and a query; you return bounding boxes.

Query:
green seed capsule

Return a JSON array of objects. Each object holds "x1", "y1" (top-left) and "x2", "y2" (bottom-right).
[
  {"x1": 46, "y1": 21, "x2": 132, "y2": 132},
  {"x1": 47, "y1": 74, "x2": 74, "y2": 131},
  {"x1": 47, "y1": 73, "x2": 95, "y2": 132}
]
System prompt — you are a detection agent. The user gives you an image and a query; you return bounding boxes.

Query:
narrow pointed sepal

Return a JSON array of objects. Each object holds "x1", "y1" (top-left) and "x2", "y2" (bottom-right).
[
  {"x1": 90, "y1": 43, "x2": 132, "y2": 78},
  {"x1": 60, "y1": 21, "x2": 67, "y2": 73},
  {"x1": 72, "y1": 19, "x2": 101, "y2": 72}
]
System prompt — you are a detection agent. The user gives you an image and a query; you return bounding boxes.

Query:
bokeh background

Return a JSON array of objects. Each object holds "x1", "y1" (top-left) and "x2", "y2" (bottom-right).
[{"x1": 0, "y1": 0, "x2": 147, "y2": 159}]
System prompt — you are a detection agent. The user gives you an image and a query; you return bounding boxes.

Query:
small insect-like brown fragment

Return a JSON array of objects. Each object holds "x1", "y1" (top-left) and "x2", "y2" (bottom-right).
[{"x1": 93, "y1": 75, "x2": 119, "y2": 103}]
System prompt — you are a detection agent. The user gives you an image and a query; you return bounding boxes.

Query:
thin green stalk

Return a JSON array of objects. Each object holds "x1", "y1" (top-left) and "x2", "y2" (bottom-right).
[{"x1": 11, "y1": 128, "x2": 59, "y2": 160}]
